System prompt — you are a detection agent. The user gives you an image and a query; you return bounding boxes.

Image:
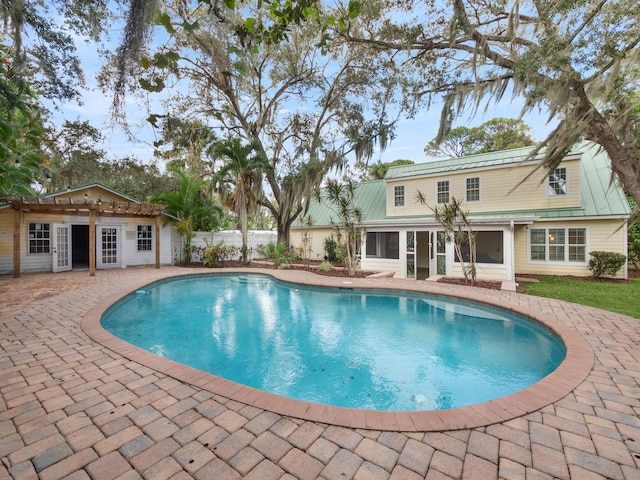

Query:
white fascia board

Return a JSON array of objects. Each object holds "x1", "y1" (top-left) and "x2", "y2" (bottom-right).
[{"x1": 362, "y1": 215, "x2": 539, "y2": 229}]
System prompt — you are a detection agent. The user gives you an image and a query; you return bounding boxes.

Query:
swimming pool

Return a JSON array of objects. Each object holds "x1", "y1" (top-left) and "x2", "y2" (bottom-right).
[{"x1": 101, "y1": 273, "x2": 565, "y2": 412}]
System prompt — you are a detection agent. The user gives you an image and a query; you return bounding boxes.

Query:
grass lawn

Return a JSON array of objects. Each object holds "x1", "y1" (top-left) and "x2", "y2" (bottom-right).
[{"x1": 522, "y1": 276, "x2": 640, "y2": 319}]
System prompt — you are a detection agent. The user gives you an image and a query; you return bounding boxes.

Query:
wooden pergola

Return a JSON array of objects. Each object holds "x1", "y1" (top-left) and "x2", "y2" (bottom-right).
[{"x1": 7, "y1": 196, "x2": 167, "y2": 278}]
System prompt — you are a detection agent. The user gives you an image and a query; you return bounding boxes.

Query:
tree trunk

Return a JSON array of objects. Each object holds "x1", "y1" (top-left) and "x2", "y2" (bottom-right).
[
  {"x1": 240, "y1": 196, "x2": 249, "y2": 264},
  {"x1": 575, "y1": 84, "x2": 640, "y2": 206},
  {"x1": 277, "y1": 218, "x2": 290, "y2": 248},
  {"x1": 276, "y1": 206, "x2": 302, "y2": 248}
]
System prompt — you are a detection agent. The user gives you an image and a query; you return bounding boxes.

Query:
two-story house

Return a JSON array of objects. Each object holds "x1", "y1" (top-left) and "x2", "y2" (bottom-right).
[{"x1": 290, "y1": 141, "x2": 630, "y2": 282}]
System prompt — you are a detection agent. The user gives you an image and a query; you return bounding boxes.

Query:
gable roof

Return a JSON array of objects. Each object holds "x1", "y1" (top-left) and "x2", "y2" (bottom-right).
[
  {"x1": 45, "y1": 182, "x2": 144, "y2": 203},
  {"x1": 1, "y1": 183, "x2": 141, "y2": 209},
  {"x1": 1, "y1": 182, "x2": 179, "y2": 220},
  {"x1": 384, "y1": 143, "x2": 580, "y2": 180}
]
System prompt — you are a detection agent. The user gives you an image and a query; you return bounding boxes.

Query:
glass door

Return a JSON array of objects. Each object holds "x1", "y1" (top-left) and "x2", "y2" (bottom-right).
[
  {"x1": 436, "y1": 231, "x2": 447, "y2": 275},
  {"x1": 406, "y1": 231, "x2": 415, "y2": 278},
  {"x1": 97, "y1": 226, "x2": 121, "y2": 268},
  {"x1": 52, "y1": 224, "x2": 72, "y2": 272}
]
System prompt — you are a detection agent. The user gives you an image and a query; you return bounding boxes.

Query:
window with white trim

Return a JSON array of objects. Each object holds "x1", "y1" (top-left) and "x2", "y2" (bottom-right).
[
  {"x1": 394, "y1": 185, "x2": 405, "y2": 207},
  {"x1": 466, "y1": 177, "x2": 480, "y2": 202},
  {"x1": 437, "y1": 180, "x2": 450, "y2": 204},
  {"x1": 137, "y1": 225, "x2": 153, "y2": 251},
  {"x1": 548, "y1": 167, "x2": 567, "y2": 196},
  {"x1": 28, "y1": 223, "x2": 51, "y2": 254},
  {"x1": 530, "y1": 227, "x2": 586, "y2": 262}
]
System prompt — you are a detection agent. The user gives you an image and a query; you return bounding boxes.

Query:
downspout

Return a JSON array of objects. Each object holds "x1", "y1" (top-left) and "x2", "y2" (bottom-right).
[{"x1": 509, "y1": 220, "x2": 515, "y2": 281}]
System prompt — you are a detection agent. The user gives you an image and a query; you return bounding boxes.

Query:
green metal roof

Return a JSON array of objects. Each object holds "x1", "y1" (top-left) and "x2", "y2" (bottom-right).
[
  {"x1": 384, "y1": 144, "x2": 557, "y2": 180},
  {"x1": 575, "y1": 143, "x2": 630, "y2": 217},
  {"x1": 295, "y1": 180, "x2": 386, "y2": 227},
  {"x1": 293, "y1": 142, "x2": 630, "y2": 227}
]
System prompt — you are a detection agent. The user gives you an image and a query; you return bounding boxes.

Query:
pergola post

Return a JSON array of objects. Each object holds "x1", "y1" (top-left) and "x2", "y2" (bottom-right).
[
  {"x1": 13, "y1": 208, "x2": 20, "y2": 278},
  {"x1": 155, "y1": 214, "x2": 161, "y2": 269},
  {"x1": 89, "y1": 209, "x2": 96, "y2": 276}
]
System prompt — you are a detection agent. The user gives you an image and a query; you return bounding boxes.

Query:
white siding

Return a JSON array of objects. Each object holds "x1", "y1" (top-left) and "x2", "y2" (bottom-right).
[
  {"x1": 121, "y1": 220, "x2": 175, "y2": 267},
  {"x1": 360, "y1": 257, "x2": 401, "y2": 277},
  {"x1": 0, "y1": 208, "x2": 177, "y2": 275}
]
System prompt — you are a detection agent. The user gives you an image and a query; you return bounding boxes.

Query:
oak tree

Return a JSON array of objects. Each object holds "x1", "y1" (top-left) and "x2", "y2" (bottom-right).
[
  {"x1": 343, "y1": 0, "x2": 640, "y2": 207},
  {"x1": 107, "y1": 1, "x2": 400, "y2": 245},
  {"x1": 425, "y1": 118, "x2": 535, "y2": 158}
]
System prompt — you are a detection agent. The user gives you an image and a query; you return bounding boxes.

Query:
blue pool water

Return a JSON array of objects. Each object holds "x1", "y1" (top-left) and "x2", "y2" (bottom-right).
[{"x1": 101, "y1": 274, "x2": 565, "y2": 411}]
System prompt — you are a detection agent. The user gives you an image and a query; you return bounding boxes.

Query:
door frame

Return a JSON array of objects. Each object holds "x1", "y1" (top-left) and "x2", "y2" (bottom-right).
[
  {"x1": 52, "y1": 223, "x2": 72, "y2": 273},
  {"x1": 404, "y1": 229, "x2": 444, "y2": 279},
  {"x1": 96, "y1": 225, "x2": 122, "y2": 269}
]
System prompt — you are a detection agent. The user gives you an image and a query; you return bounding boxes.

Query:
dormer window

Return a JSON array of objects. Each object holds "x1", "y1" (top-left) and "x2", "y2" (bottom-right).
[
  {"x1": 394, "y1": 185, "x2": 405, "y2": 207},
  {"x1": 548, "y1": 168, "x2": 567, "y2": 196}
]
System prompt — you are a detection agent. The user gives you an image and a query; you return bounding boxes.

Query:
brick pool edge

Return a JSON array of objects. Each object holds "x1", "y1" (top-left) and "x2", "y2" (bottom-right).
[{"x1": 81, "y1": 268, "x2": 595, "y2": 432}]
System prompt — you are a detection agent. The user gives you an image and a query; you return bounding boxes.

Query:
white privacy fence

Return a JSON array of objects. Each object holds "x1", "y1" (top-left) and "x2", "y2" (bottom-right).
[{"x1": 188, "y1": 230, "x2": 278, "y2": 262}]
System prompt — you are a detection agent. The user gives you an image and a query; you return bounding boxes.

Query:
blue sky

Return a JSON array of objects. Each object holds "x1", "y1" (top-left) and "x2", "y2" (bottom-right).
[
  {"x1": 50, "y1": 20, "x2": 556, "y2": 169},
  {"x1": 54, "y1": 79, "x2": 555, "y2": 168}
]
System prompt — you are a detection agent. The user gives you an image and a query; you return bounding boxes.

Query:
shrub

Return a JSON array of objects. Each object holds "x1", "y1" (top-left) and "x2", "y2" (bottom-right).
[
  {"x1": 335, "y1": 244, "x2": 348, "y2": 263},
  {"x1": 587, "y1": 251, "x2": 627, "y2": 278},
  {"x1": 323, "y1": 236, "x2": 349, "y2": 265},
  {"x1": 630, "y1": 239, "x2": 640, "y2": 270},
  {"x1": 324, "y1": 236, "x2": 339, "y2": 262},
  {"x1": 628, "y1": 196, "x2": 639, "y2": 270},
  {"x1": 202, "y1": 240, "x2": 239, "y2": 267},
  {"x1": 319, "y1": 261, "x2": 333, "y2": 272},
  {"x1": 629, "y1": 220, "x2": 640, "y2": 270},
  {"x1": 256, "y1": 241, "x2": 295, "y2": 268}
]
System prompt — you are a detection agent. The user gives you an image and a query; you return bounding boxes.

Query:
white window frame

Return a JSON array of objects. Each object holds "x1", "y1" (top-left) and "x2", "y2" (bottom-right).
[
  {"x1": 137, "y1": 224, "x2": 153, "y2": 252},
  {"x1": 465, "y1": 177, "x2": 480, "y2": 202},
  {"x1": 437, "y1": 180, "x2": 450, "y2": 204},
  {"x1": 529, "y1": 226, "x2": 588, "y2": 263},
  {"x1": 28, "y1": 222, "x2": 51, "y2": 254},
  {"x1": 393, "y1": 185, "x2": 405, "y2": 207},
  {"x1": 548, "y1": 167, "x2": 568, "y2": 196}
]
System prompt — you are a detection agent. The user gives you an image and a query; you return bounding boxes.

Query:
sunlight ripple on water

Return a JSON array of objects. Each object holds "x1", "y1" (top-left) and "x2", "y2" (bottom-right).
[{"x1": 101, "y1": 274, "x2": 565, "y2": 411}]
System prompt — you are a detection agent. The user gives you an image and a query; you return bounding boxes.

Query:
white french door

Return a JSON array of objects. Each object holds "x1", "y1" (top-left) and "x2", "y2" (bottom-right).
[
  {"x1": 97, "y1": 226, "x2": 121, "y2": 268},
  {"x1": 52, "y1": 224, "x2": 72, "y2": 273}
]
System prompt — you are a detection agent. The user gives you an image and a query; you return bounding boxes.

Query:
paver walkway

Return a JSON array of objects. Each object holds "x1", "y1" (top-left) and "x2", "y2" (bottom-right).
[{"x1": 1, "y1": 267, "x2": 639, "y2": 480}]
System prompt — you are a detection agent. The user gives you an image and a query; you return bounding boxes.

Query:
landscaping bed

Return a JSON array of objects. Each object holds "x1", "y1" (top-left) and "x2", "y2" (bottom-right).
[{"x1": 213, "y1": 260, "x2": 379, "y2": 278}]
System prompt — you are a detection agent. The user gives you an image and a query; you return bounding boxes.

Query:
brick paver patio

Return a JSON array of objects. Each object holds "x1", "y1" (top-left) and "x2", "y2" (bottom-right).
[{"x1": 1, "y1": 267, "x2": 639, "y2": 479}]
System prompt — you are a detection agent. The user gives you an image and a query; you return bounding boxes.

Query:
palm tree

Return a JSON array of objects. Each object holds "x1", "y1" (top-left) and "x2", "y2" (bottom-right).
[
  {"x1": 148, "y1": 168, "x2": 223, "y2": 263},
  {"x1": 416, "y1": 193, "x2": 477, "y2": 282},
  {"x1": 213, "y1": 138, "x2": 272, "y2": 264},
  {"x1": 317, "y1": 179, "x2": 363, "y2": 276}
]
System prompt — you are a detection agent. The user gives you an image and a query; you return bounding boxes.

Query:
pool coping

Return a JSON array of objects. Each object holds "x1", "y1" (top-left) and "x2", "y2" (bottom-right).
[{"x1": 81, "y1": 268, "x2": 595, "y2": 432}]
